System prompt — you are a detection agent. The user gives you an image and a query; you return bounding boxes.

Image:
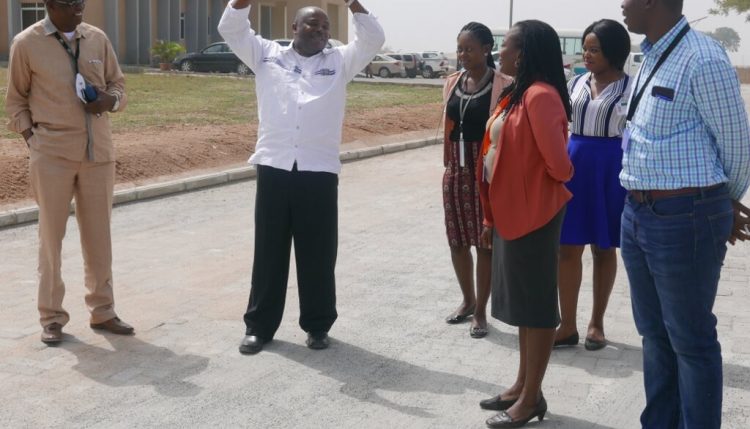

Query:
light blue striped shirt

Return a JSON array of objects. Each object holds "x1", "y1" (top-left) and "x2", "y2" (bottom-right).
[{"x1": 620, "y1": 16, "x2": 750, "y2": 200}]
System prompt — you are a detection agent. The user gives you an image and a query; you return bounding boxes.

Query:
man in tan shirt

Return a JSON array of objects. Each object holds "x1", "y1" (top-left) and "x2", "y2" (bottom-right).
[{"x1": 5, "y1": 0, "x2": 133, "y2": 344}]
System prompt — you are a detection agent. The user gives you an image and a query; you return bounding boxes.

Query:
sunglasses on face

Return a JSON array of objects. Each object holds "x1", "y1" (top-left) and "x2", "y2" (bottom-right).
[{"x1": 54, "y1": 0, "x2": 86, "y2": 7}]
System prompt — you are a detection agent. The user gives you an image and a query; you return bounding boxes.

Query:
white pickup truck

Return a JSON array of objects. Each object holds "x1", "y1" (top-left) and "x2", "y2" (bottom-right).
[{"x1": 415, "y1": 51, "x2": 451, "y2": 79}]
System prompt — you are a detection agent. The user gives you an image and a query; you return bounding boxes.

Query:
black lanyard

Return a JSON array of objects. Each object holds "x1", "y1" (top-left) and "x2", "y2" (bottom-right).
[
  {"x1": 458, "y1": 68, "x2": 492, "y2": 134},
  {"x1": 458, "y1": 74, "x2": 476, "y2": 135},
  {"x1": 53, "y1": 32, "x2": 81, "y2": 74},
  {"x1": 626, "y1": 24, "x2": 690, "y2": 122}
]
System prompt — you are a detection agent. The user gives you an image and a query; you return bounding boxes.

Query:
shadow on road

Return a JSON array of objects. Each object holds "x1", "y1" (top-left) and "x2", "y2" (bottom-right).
[
  {"x1": 59, "y1": 333, "x2": 209, "y2": 397},
  {"x1": 266, "y1": 338, "x2": 501, "y2": 418},
  {"x1": 481, "y1": 325, "x2": 750, "y2": 390}
]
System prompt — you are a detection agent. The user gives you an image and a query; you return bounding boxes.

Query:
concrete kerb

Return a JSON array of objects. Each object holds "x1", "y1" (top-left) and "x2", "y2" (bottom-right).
[{"x1": 0, "y1": 136, "x2": 439, "y2": 229}]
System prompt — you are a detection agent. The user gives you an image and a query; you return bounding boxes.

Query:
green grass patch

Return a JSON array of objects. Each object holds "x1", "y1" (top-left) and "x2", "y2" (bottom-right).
[{"x1": 1, "y1": 68, "x2": 441, "y2": 139}]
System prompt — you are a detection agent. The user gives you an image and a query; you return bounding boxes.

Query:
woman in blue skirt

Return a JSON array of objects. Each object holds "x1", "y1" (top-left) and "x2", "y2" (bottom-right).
[{"x1": 554, "y1": 19, "x2": 632, "y2": 351}]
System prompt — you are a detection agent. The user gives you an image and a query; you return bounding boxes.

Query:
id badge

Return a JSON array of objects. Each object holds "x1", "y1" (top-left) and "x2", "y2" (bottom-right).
[
  {"x1": 75, "y1": 73, "x2": 87, "y2": 103},
  {"x1": 459, "y1": 133, "x2": 465, "y2": 168},
  {"x1": 621, "y1": 126, "x2": 631, "y2": 152}
]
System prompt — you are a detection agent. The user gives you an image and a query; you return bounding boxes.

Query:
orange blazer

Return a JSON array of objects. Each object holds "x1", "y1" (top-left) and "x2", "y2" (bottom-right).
[
  {"x1": 477, "y1": 82, "x2": 573, "y2": 240},
  {"x1": 442, "y1": 69, "x2": 513, "y2": 167}
]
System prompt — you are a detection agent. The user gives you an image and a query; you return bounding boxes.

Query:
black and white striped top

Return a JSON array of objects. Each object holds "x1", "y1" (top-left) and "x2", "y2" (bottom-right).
[{"x1": 568, "y1": 72, "x2": 632, "y2": 138}]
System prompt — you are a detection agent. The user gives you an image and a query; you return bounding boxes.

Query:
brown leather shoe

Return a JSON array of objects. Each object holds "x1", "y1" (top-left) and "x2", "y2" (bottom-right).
[
  {"x1": 90, "y1": 317, "x2": 134, "y2": 335},
  {"x1": 41, "y1": 323, "x2": 63, "y2": 344}
]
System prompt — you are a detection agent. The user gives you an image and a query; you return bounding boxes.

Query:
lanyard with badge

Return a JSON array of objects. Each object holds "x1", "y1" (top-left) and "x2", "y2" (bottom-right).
[
  {"x1": 622, "y1": 24, "x2": 690, "y2": 151},
  {"x1": 54, "y1": 31, "x2": 98, "y2": 160},
  {"x1": 53, "y1": 32, "x2": 98, "y2": 104}
]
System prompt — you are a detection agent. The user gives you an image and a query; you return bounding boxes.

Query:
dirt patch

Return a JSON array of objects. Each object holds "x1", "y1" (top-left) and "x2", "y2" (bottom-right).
[{"x1": 0, "y1": 103, "x2": 443, "y2": 208}]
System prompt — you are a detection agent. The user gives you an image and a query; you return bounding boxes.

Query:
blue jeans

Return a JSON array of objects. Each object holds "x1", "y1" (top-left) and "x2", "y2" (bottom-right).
[{"x1": 620, "y1": 185, "x2": 733, "y2": 429}]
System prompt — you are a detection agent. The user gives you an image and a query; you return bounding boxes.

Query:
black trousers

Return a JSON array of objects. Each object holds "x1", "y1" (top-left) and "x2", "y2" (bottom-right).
[{"x1": 244, "y1": 164, "x2": 338, "y2": 339}]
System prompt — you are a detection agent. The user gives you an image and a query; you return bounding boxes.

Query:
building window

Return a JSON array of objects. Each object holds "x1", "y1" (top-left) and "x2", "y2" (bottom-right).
[
  {"x1": 21, "y1": 2, "x2": 46, "y2": 29},
  {"x1": 260, "y1": 5, "x2": 272, "y2": 40},
  {"x1": 180, "y1": 12, "x2": 185, "y2": 39}
]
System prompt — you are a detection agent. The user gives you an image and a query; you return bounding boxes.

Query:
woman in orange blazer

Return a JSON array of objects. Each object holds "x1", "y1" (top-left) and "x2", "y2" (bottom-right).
[
  {"x1": 441, "y1": 22, "x2": 512, "y2": 339},
  {"x1": 476, "y1": 21, "x2": 573, "y2": 428}
]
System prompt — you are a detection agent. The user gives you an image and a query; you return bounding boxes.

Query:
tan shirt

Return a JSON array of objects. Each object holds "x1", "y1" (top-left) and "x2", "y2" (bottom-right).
[{"x1": 5, "y1": 18, "x2": 127, "y2": 162}]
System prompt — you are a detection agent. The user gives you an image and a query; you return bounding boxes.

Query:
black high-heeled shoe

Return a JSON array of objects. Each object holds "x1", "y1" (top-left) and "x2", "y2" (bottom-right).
[
  {"x1": 479, "y1": 393, "x2": 518, "y2": 411},
  {"x1": 485, "y1": 396, "x2": 547, "y2": 428}
]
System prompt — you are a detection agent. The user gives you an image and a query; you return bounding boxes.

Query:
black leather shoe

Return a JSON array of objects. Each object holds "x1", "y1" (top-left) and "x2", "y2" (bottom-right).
[
  {"x1": 479, "y1": 393, "x2": 518, "y2": 411},
  {"x1": 306, "y1": 331, "x2": 330, "y2": 350},
  {"x1": 239, "y1": 335, "x2": 266, "y2": 355},
  {"x1": 553, "y1": 331, "x2": 579, "y2": 347},
  {"x1": 486, "y1": 396, "x2": 547, "y2": 428}
]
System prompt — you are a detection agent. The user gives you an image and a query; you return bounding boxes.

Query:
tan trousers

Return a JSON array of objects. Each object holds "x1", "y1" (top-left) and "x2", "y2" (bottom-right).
[{"x1": 29, "y1": 149, "x2": 118, "y2": 327}]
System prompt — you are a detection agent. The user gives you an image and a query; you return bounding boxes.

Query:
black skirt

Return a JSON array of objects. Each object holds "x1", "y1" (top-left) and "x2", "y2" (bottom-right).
[{"x1": 490, "y1": 208, "x2": 566, "y2": 328}]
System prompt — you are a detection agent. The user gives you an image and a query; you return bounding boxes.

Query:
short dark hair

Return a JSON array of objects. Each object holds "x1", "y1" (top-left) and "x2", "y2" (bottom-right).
[
  {"x1": 499, "y1": 20, "x2": 572, "y2": 121},
  {"x1": 582, "y1": 19, "x2": 631, "y2": 71},
  {"x1": 662, "y1": 0, "x2": 684, "y2": 13},
  {"x1": 459, "y1": 22, "x2": 495, "y2": 69}
]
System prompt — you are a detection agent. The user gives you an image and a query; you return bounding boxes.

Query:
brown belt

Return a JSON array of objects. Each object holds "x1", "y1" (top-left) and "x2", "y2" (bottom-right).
[{"x1": 628, "y1": 184, "x2": 723, "y2": 204}]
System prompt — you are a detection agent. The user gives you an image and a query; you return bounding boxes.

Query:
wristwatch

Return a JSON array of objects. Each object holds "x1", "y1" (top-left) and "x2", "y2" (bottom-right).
[{"x1": 110, "y1": 93, "x2": 120, "y2": 112}]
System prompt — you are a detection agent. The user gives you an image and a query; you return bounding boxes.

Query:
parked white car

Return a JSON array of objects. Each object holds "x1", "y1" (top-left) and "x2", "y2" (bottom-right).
[
  {"x1": 415, "y1": 51, "x2": 450, "y2": 78},
  {"x1": 368, "y1": 54, "x2": 408, "y2": 78}
]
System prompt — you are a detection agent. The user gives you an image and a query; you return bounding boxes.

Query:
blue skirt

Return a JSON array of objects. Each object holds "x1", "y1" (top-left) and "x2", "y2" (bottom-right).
[{"x1": 560, "y1": 134, "x2": 626, "y2": 249}]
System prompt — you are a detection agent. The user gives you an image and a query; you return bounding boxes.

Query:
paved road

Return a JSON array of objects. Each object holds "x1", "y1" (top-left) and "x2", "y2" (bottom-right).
[{"x1": 1, "y1": 144, "x2": 749, "y2": 428}]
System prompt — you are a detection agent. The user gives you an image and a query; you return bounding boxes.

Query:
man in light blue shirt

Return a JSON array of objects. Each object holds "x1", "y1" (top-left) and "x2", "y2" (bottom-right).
[{"x1": 620, "y1": 0, "x2": 750, "y2": 427}]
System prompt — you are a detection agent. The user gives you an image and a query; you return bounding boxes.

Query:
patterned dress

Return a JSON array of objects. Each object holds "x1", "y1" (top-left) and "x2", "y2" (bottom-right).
[{"x1": 443, "y1": 74, "x2": 493, "y2": 248}]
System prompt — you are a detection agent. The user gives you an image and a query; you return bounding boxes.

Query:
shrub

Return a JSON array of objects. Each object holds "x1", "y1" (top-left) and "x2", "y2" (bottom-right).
[{"x1": 151, "y1": 40, "x2": 185, "y2": 64}]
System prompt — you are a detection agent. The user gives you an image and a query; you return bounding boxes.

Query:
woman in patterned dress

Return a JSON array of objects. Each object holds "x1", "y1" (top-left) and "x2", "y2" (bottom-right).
[{"x1": 442, "y1": 22, "x2": 511, "y2": 338}]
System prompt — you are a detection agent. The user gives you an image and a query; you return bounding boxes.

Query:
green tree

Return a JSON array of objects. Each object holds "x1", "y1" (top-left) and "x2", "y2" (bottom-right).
[
  {"x1": 706, "y1": 27, "x2": 742, "y2": 52},
  {"x1": 710, "y1": 0, "x2": 750, "y2": 21}
]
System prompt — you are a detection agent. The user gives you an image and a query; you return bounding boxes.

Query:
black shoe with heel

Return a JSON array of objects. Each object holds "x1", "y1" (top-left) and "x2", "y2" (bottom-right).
[
  {"x1": 479, "y1": 393, "x2": 518, "y2": 411},
  {"x1": 486, "y1": 396, "x2": 547, "y2": 428}
]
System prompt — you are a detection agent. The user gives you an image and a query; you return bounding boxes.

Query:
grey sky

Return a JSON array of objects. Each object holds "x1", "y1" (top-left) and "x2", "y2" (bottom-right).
[{"x1": 349, "y1": 0, "x2": 749, "y2": 65}]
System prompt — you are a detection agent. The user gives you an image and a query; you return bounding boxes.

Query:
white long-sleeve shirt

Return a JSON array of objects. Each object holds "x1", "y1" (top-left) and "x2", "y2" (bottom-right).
[{"x1": 218, "y1": 4, "x2": 385, "y2": 174}]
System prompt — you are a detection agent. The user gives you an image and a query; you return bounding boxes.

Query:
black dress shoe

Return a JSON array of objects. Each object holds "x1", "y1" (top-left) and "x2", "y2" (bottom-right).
[
  {"x1": 479, "y1": 393, "x2": 518, "y2": 411},
  {"x1": 239, "y1": 335, "x2": 266, "y2": 355},
  {"x1": 486, "y1": 396, "x2": 547, "y2": 428},
  {"x1": 306, "y1": 331, "x2": 330, "y2": 350},
  {"x1": 553, "y1": 331, "x2": 579, "y2": 347}
]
